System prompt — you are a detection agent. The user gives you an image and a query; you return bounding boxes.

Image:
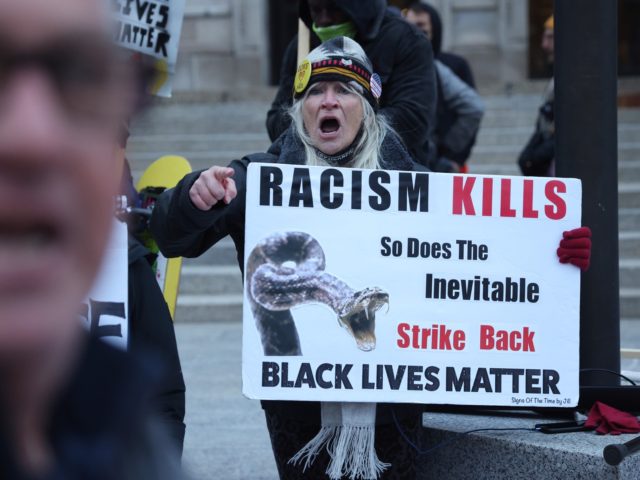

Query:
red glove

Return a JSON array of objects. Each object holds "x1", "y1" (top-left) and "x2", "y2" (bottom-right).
[
  {"x1": 557, "y1": 226, "x2": 592, "y2": 271},
  {"x1": 585, "y1": 401, "x2": 640, "y2": 435}
]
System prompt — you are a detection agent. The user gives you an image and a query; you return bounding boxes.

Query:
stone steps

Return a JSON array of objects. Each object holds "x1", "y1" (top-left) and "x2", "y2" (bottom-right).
[
  {"x1": 620, "y1": 208, "x2": 640, "y2": 230},
  {"x1": 129, "y1": 95, "x2": 640, "y2": 132},
  {"x1": 620, "y1": 231, "x2": 640, "y2": 256},
  {"x1": 471, "y1": 162, "x2": 640, "y2": 182},
  {"x1": 126, "y1": 133, "x2": 271, "y2": 157},
  {"x1": 126, "y1": 124, "x2": 640, "y2": 155},
  {"x1": 175, "y1": 298, "x2": 242, "y2": 325},
  {"x1": 180, "y1": 265, "x2": 243, "y2": 295},
  {"x1": 126, "y1": 130, "x2": 640, "y2": 159},
  {"x1": 622, "y1": 289, "x2": 640, "y2": 319},
  {"x1": 128, "y1": 149, "x2": 640, "y2": 179},
  {"x1": 130, "y1": 101, "x2": 272, "y2": 134},
  {"x1": 476, "y1": 124, "x2": 640, "y2": 145},
  {"x1": 620, "y1": 259, "x2": 640, "y2": 289}
]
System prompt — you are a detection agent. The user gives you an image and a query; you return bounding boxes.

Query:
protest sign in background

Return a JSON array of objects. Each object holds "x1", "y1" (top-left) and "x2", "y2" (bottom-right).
[
  {"x1": 112, "y1": 0, "x2": 186, "y2": 97},
  {"x1": 83, "y1": 218, "x2": 129, "y2": 350},
  {"x1": 242, "y1": 164, "x2": 582, "y2": 407}
]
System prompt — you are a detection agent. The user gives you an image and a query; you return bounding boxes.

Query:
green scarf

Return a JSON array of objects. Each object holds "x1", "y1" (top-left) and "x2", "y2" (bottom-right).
[{"x1": 312, "y1": 21, "x2": 357, "y2": 42}]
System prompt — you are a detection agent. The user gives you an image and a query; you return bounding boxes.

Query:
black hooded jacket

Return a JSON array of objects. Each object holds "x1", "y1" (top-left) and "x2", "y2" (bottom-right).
[
  {"x1": 416, "y1": 2, "x2": 479, "y2": 168},
  {"x1": 117, "y1": 159, "x2": 186, "y2": 456},
  {"x1": 419, "y1": 2, "x2": 475, "y2": 89},
  {"x1": 266, "y1": 0, "x2": 437, "y2": 166},
  {"x1": 127, "y1": 236, "x2": 186, "y2": 456}
]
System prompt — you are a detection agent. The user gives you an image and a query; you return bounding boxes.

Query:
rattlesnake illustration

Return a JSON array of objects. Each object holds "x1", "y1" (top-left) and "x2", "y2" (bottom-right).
[{"x1": 246, "y1": 231, "x2": 389, "y2": 356}]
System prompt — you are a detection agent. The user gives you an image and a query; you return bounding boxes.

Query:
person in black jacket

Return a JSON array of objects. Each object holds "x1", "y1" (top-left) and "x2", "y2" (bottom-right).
[
  {"x1": 153, "y1": 37, "x2": 427, "y2": 480},
  {"x1": 404, "y1": 1, "x2": 476, "y2": 89},
  {"x1": 404, "y1": 2, "x2": 481, "y2": 171},
  {"x1": 518, "y1": 15, "x2": 555, "y2": 177},
  {"x1": 118, "y1": 135, "x2": 186, "y2": 456},
  {"x1": 266, "y1": 0, "x2": 437, "y2": 167},
  {"x1": 0, "y1": 1, "x2": 183, "y2": 478},
  {"x1": 127, "y1": 235, "x2": 187, "y2": 455}
]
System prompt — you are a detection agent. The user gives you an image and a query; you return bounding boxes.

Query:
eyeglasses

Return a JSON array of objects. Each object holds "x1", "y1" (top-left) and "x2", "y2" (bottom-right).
[{"x1": 0, "y1": 34, "x2": 149, "y2": 127}]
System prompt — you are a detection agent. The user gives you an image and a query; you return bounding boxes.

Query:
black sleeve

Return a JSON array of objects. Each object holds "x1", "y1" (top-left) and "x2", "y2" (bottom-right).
[
  {"x1": 379, "y1": 24, "x2": 437, "y2": 166},
  {"x1": 438, "y1": 53, "x2": 476, "y2": 90},
  {"x1": 266, "y1": 37, "x2": 298, "y2": 142},
  {"x1": 149, "y1": 160, "x2": 248, "y2": 259},
  {"x1": 455, "y1": 59, "x2": 476, "y2": 90},
  {"x1": 128, "y1": 256, "x2": 185, "y2": 456},
  {"x1": 518, "y1": 131, "x2": 555, "y2": 176}
]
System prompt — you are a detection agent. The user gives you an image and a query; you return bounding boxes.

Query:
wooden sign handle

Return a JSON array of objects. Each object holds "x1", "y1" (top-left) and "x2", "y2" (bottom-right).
[{"x1": 297, "y1": 19, "x2": 310, "y2": 65}]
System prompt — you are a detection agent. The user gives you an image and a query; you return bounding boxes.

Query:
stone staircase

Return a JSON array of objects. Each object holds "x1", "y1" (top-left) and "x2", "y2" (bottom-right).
[{"x1": 127, "y1": 91, "x2": 640, "y2": 353}]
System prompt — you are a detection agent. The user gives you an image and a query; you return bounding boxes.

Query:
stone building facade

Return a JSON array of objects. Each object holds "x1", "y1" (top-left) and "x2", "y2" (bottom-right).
[
  {"x1": 173, "y1": 0, "x2": 269, "y2": 92},
  {"x1": 172, "y1": 0, "x2": 532, "y2": 94}
]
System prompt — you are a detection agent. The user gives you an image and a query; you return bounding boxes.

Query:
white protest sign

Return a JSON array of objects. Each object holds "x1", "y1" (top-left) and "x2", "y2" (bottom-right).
[
  {"x1": 111, "y1": 0, "x2": 186, "y2": 97},
  {"x1": 82, "y1": 218, "x2": 129, "y2": 350},
  {"x1": 242, "y1": 164, "x2": 582, "y2": 407}
]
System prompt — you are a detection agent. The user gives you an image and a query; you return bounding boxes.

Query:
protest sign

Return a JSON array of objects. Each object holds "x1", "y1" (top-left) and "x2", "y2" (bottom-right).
[
  {"x1": 242, "y1": 164, "x2": 582, "y2": 407},
  {"x1": 111, "y1": 0, "x2": 186, "y2": 97},
  {"x1": 82, "y1": 218, "x2": 129, "y2": 350}
]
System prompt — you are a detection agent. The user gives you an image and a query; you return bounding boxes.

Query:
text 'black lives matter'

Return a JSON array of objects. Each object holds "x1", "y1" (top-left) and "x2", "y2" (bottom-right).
[{"x1": 113, "y1": 0, "x2": 172, "y2": 57}]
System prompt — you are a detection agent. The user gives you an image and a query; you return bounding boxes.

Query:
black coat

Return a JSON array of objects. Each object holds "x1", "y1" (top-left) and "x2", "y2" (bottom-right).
[
  {"x1": 127, "y1": 237, "x2": 186, "y2": 455},
  {"x1": 266, "y1": 1, "x2": 437, "y2": 166},
  {"x1": 420, "y1": 2, "x2": 475, "y2": 89},
  {"x1": 518, "y1": 85, "x2": 555, "y2": 177},
  {"x1": 0, "y1": 337, "x2": 183, "y2": 480},
  {"x1": 420, "y1": 2, "x2": 478, "y2": 168},
  {"x1": 150, "y1": 128, "x2": 425, "y2": 424}
]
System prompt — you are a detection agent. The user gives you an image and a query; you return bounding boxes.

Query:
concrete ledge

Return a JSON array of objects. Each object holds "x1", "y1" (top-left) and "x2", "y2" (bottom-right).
[{"x1": 419, "y1": 411, "x2": 640, "y2": 479}]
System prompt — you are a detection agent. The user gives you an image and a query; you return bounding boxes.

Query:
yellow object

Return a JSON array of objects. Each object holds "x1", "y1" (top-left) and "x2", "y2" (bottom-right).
[
  {"x1": 137, "y1": 155, "x2": 192, "y2": 319},
  {"x1": 295, "y1": 59, "x2": 312, "y2": 94},
  {"x1": 297, "y1": 18, "x2": 310, "y2": 66},
  {"x1": 544, "y1": 15, "x2": 554, "y2": 30},
  {"x1": 150, "y1": 59, "x2": 170, "y2": 96}
]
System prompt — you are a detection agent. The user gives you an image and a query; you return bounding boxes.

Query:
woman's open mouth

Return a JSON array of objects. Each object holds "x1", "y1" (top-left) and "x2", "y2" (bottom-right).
[{"x1": 319, "y1": 117, "x2": 341, "y2": 137}]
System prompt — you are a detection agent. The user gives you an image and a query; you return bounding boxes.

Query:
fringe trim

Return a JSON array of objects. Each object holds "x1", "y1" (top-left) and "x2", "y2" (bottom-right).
[{"x1": 289, "y1": 425, "x2": 391, "y2": 480}]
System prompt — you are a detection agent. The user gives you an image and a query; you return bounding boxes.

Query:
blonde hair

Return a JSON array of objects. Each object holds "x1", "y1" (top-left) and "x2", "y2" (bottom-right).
[{"x1": 288, "y1": 83, "x2": 391, "y2": 170}]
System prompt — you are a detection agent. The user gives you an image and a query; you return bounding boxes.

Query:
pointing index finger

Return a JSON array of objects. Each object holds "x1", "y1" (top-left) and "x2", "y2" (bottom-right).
[{"x1": 214, "y1": 166, "x2": 235, "y2": 181}]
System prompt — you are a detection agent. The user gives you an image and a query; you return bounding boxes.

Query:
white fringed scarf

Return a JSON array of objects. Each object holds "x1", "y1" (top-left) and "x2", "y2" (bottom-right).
[{"x1": 289, "y1": 402, "x2": 390, "y2": 479}]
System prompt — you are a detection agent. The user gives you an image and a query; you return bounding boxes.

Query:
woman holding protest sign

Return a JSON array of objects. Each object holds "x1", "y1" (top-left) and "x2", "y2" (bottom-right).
[{"x1": 150, "y1": 37, "x2": 591, "y2": 480}]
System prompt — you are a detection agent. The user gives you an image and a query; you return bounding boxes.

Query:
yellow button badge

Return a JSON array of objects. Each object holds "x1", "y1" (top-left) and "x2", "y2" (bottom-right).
[{"x1": 294, "y1": 59, "x2": 312, "y2": 94}]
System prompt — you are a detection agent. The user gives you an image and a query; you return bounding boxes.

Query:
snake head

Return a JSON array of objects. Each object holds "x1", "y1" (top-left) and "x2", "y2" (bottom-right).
[{"x1": 338, "y1": 287, "x2": 389, "y2": 352}]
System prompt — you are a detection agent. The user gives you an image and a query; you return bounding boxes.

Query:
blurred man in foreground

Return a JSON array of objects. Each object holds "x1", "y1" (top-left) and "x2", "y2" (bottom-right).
[{"x1": 0, "y1": 0, "x2": 182, "y2": 478}]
